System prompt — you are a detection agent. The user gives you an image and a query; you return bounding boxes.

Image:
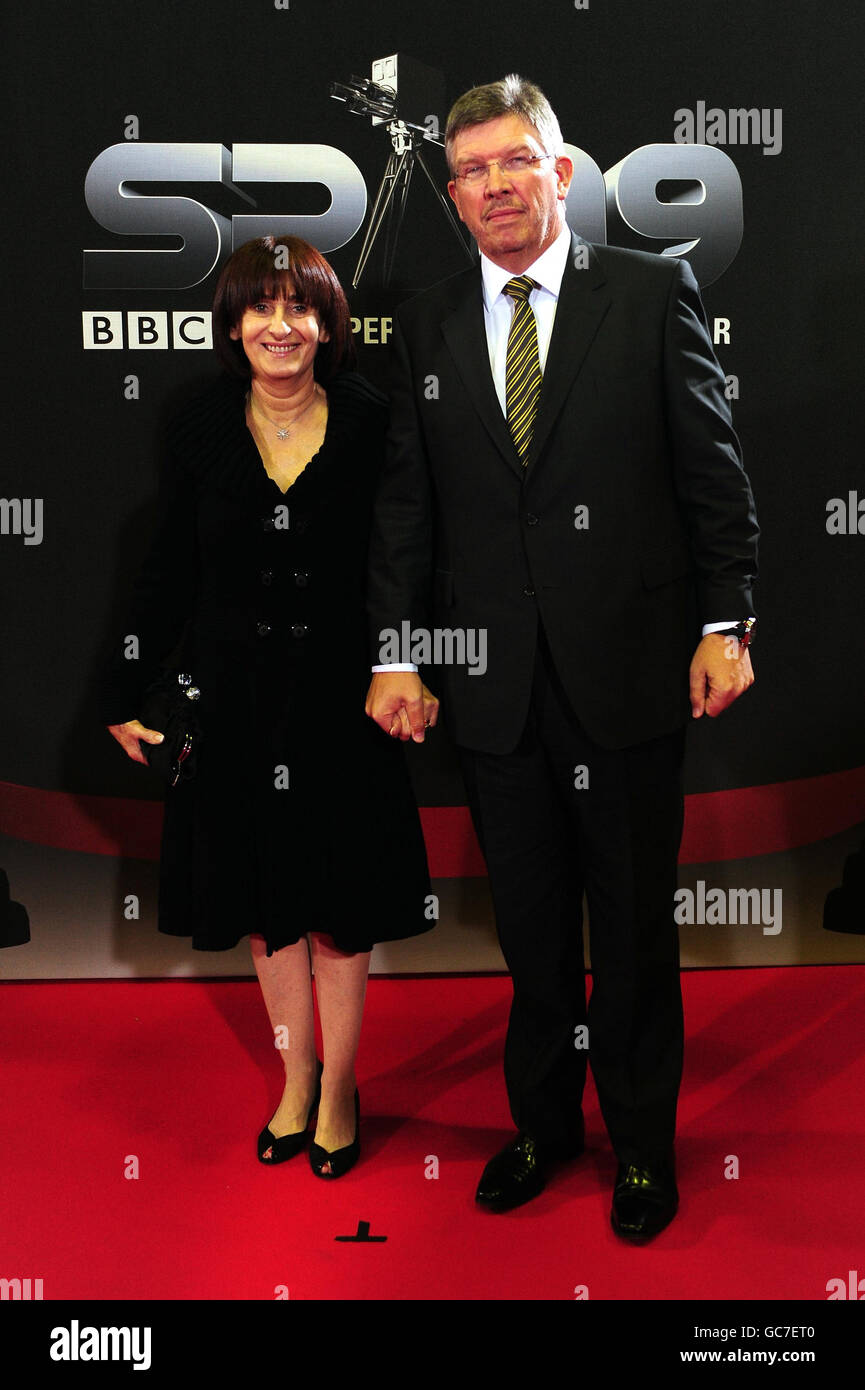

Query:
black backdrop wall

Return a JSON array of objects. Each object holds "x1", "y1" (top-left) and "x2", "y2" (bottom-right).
[{"x1": 2, "y1": 0, "x2": 863, "y2": 976}]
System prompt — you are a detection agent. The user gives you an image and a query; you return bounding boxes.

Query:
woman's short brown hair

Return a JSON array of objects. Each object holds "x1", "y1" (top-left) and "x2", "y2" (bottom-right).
[{"x1": 211, "y1": 235, "x2": 355, "y2": 383}]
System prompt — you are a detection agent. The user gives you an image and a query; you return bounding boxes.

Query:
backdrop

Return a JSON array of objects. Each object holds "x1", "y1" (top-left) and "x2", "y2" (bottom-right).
[{"x1": 2, "y1": 0, "x2": 863, "y2": 978}]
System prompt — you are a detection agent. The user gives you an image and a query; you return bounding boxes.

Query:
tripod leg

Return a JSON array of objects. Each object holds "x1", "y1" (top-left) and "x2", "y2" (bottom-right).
[
  {"x1": 415, "y1": 147, "x2": 474, "y2": 260},
  {"x1": 353, "y1": 151, "x2": 410, "y2": 288},
  {"x1": 383, "y1": 157, "x2": 415, "y2": 286},
  {"x1": 352, "y1": 152, "x2": 398, "y2": 287}
]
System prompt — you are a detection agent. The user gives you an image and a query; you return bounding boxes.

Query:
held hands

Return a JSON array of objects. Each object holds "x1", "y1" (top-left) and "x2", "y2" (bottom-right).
[
  {"x1": 107, "y1": 719, "x2": 165, "y2": 764},
  {"x1": 689, "y1": 633, "x2": 755, "y2": 720},
  {"x1": 113, "y1": 643, "x2": 746, "y2": 757},
  {"x1": 365, "y1": 671, "x2": 440, "y2": 742}
]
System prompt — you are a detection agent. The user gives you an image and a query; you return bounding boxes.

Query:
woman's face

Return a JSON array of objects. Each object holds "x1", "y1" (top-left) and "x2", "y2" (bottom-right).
[{"x1": 229, "y1": 281, "x2": 329, "y2": 386}]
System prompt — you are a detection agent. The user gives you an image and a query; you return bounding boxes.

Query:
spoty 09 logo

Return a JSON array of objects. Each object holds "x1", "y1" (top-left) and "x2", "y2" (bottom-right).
[{"x1": 83, "y1": 140, "x2": 743, "y2": 291}]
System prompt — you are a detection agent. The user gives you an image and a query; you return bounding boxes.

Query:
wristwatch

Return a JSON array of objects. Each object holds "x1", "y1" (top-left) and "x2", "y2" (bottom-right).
[{"x1": 713, "y1": 617, "x2": 756, "y2": 649}]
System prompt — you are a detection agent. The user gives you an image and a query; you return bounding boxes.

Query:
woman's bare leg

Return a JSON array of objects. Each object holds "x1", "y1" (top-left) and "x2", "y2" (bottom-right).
[
  {"x1": 250, "y1": 934, "x2": 318, "y2": 1153},
  {"x1": 308, "y1": 932, "x2": 371, "y2": 1161}
]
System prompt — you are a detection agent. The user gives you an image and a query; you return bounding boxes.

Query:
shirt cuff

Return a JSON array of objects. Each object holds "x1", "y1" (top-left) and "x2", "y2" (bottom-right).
[
  {"x1": 702, "y1": 621, "x2": 737, "y2": 635},
  {"x1": 371, "y1": 664, "x2": 419, "y2": 672}
]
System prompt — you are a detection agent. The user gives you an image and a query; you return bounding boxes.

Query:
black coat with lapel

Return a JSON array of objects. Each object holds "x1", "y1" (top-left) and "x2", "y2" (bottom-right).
[
  {"x1": 368, "y1": 234, "x2": 759, "y2": 753},
  {"x1": 100, "y1": 371, "x2": 432, "y2": 954}
]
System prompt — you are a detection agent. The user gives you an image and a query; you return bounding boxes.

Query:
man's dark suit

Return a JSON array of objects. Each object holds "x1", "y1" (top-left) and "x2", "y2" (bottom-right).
[{"x1": 367, "y1": 232, "x2": 759, "y2": 1163}]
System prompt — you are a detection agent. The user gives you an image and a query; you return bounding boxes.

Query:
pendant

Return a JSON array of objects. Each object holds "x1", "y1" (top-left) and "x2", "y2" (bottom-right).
[{"x1": 276, "y1": 427, "x2": 290, "y2": 440}]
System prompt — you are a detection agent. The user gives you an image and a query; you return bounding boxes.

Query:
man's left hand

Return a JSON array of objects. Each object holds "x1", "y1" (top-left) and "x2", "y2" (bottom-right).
[{"x1": 689, "y1": 633, "x2": 755, "y2": 719}]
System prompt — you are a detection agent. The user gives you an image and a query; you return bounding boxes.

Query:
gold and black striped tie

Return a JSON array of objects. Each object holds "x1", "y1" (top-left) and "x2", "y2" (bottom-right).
[{"x1": 503, "y1": 275, "x2": 542, "y2": 464}]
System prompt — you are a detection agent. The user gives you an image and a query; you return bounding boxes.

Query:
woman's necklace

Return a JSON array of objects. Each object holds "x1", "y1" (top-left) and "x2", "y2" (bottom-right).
[{"x1": 248, "y1": 384, "x2": 320, "y2": 441}]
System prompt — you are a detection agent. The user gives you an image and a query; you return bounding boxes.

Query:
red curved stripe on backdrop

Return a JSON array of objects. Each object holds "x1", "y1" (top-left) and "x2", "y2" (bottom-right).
[{"x1": 1, "y1": 768, "x2": 864, "y2": 872}]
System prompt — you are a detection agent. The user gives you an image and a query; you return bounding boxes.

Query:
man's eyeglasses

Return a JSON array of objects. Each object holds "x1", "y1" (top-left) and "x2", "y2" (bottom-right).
[{"x1": 454, "y1": 153, "x2": 556, "y2": 185}]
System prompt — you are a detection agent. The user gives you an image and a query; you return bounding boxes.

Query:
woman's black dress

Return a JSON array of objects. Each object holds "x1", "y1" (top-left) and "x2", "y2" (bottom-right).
[{"x1": 100, "y1": 370, "x2": 433, "y2": 956}]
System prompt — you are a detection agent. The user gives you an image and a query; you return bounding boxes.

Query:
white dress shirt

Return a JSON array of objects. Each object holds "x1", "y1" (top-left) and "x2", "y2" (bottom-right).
[{"x1": 481, "y1": 222, "x2": 572, "y2": 413}]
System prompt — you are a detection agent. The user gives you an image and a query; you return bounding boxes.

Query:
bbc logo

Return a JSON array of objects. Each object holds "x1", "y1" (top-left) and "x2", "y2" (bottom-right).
[{"x1": 82, "y1": 311, "x2": 212, "y2": 350}]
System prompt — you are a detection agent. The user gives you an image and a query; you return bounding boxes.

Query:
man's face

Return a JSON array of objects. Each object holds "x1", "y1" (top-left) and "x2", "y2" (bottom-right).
[{"x1": 447, "y1": 113, "x2": 574, "y2": 270}]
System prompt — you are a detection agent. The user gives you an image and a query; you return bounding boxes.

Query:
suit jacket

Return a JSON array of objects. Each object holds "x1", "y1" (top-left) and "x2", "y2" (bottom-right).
[{"x1": 367, "y1": 233, "x2": 759, "y2": 754}]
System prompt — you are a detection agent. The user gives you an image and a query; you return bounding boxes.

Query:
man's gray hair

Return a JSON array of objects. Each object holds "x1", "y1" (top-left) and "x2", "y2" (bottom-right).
[{"x1": 444, "y1": 74, "x2": 564, "y2": 173}]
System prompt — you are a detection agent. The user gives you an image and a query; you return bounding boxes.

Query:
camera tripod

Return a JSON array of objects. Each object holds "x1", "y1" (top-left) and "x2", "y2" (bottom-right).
[{"x1": 352, "y1": 120, "x2": 473, "y2": 287}]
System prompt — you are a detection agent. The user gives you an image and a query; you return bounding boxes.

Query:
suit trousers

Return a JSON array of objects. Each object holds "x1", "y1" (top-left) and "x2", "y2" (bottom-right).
[{"x1": 457, "y1": 625, "x2": 687, "y2": 1165}]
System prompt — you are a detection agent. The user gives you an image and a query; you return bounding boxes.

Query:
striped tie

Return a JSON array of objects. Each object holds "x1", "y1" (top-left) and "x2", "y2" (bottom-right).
[{"x1": 504, "y1": 275, "x2": 542, "y2": 464}]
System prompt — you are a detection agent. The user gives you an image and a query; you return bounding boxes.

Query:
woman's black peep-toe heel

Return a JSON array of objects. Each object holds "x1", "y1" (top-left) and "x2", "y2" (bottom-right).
[
  {"x1": 257, "y1": 1060, "x2": 323, "y2": 1165},
  {"x1": 309, "y1": 1089, "x2": 360, "y2": 1179}
]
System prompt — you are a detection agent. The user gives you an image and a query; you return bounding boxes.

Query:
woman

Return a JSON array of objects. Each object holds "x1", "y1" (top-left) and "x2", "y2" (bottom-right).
[{"x1": 102, "y1": 235, "x2": 437, "y2": 1178}]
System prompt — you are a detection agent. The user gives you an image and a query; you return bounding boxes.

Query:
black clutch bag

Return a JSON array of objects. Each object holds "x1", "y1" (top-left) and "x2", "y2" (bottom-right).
[{"x1": 139, "y1": 671, "x2": 203, "y2": 786}]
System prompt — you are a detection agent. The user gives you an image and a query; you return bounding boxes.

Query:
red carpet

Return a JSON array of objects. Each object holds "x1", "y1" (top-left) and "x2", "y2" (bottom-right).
[{"x1": 1, "y1": 968, "x2": 863, "y2": 1301}]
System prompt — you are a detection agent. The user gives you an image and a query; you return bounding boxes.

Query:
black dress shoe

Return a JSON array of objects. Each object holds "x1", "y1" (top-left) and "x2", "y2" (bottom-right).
[
  {"x1": 476, "y1": 1128, "x2": 584, "y2": 1213},
  {"x1": 611, "y1": 1156, "x2": 678, "y2": 1240}
]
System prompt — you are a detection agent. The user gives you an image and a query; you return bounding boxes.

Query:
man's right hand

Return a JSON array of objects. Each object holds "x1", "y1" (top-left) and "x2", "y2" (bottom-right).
[
  {"x1": 365, "y1": 672, "x2": 439, "y2": 743},
  {"x1": 107, "y1": 719, "x2": 165, "y2": 765}
]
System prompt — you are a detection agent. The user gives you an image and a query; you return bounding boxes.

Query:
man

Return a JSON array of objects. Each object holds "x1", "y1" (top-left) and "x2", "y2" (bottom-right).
[{"x1": 365, "y1": 75, "x2": 758, "y2": 1240}]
